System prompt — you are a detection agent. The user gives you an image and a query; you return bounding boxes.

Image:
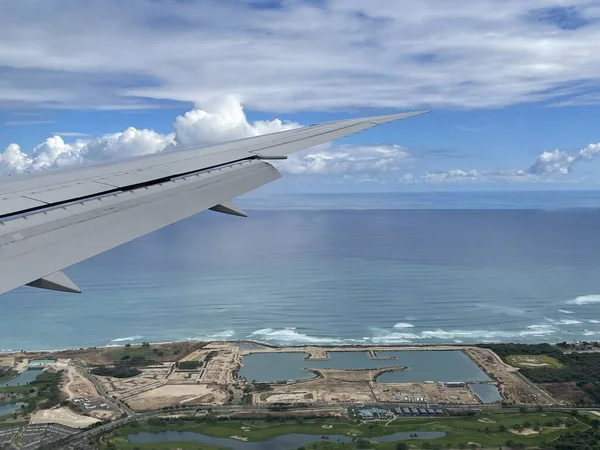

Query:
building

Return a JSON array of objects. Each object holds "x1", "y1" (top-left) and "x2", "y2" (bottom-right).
[
  {"x1": 444, "y1": 381, "x2": 465, "y2": 387},
  {"x1": 358, "y1": 408, "x2": 393, "y2": 420},
  {"x1": 358, "y1": 409, "x2": 374, "y2": 420}
]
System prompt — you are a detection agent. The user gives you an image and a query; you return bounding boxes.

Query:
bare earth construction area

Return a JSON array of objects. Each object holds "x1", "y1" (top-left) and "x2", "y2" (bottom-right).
[{"x1": 18, "y1": 342, "x2": 555, "y2": 413}]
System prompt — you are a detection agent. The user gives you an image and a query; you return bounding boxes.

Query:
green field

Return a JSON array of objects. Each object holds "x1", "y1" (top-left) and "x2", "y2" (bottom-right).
[
  {"x1": 506, "y1": 354, "x2": 564, "y2": 369},
  {"x1": 101, "y1": 411, "x2": 591, "y2": 450}
]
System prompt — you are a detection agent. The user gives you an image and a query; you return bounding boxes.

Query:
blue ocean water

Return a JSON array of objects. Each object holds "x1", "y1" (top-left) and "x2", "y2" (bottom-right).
[{"x1": 1, "y1": 191, "x2": 600, "y2": 351}]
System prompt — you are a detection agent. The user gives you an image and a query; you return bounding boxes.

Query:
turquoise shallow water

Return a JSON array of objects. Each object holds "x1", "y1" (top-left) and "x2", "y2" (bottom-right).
[{"x1": 1, "y1": 192, "x2": 600, "y2": 351}]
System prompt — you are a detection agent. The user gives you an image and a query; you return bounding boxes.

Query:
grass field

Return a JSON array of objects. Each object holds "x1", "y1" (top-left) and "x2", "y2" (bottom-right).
[
  {"x1": 506, "y1": 354, "x2": 564, "y2": 369},
  {"x1": 102, "y1": 411, "x2": 590, "y2": 449}
]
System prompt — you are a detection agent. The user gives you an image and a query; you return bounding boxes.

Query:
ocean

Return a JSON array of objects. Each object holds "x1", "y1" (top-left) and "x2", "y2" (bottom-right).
[{"x1": 1, "y1": 190, "x2": 600, "y2": 351}]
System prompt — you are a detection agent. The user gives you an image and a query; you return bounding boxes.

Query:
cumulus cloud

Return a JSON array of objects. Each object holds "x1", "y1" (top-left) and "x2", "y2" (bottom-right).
[
  {"x1": 173, "y1": 96, "x2": 300, "y2": 148},
  {"x1": 3, "y1": 1, "x2": 600, "y2": 111},
  {"x1": 278, "y1": 144, "x2": 413, "y2": 175},
  {"x1": 529, "y1": 149, "x2": 577, "y2": 174},
  {"x1": 421, "y1": 168, "x2": 534, "y2": 183},
  {"x1": 425, "y1": 139, "x2": 600, "y2": 184},
  {"x1": 529, "y1": 142, "x2": 600, "y2": 174},
  {"x1": 0, "y1": 96, "x2": 408, "y2": 177}
]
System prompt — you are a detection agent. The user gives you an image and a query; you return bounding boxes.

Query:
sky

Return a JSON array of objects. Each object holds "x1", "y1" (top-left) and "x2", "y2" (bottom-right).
[{"x1": 2, "y1": 0, "x2": 600, "y2": 192}]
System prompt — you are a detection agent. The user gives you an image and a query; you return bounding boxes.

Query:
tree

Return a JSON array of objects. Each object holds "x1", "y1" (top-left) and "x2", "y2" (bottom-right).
[{"x1": 395, "y1": 444, "x2": 409, "y2": 450}]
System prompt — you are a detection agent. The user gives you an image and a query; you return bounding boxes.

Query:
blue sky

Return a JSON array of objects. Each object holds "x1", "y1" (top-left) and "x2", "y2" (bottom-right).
[{"x1": 2, "y1": 0, "x2": 600, "y2": 191}]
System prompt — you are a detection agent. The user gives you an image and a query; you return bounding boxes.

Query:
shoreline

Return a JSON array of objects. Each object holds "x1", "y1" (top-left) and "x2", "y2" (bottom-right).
[{"x1": 2, "y1": 339, "x2": 598, "y2": 358}]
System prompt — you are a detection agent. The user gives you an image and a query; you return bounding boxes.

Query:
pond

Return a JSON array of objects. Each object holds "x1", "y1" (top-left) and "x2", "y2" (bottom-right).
[
  {"x1": 468, "y1": 383, "x2": 503, "y2": 404},
  {"x1": 128, "y1": 430, "x2": 446, "y2": 449},
  {"x1": 0, "y1": 369, "x2": 42, "y2": 387},
  {"x1": 239, "y1": 350, "x2": 490, "y2": 383},
  {"x1": 0, "y1": 402, "x2": 26, "y2": 417}
]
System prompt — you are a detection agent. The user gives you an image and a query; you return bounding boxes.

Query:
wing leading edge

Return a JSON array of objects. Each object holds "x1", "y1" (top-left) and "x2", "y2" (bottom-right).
[{"x1": 0, "y1": 110, "x2": 428, "y2": 295}]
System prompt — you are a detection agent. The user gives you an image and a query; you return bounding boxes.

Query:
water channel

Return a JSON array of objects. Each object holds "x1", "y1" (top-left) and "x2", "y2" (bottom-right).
[
  {"x1": 128, "y1": 430, "x2": 446, "y2": 449},
  {"x1": 0, "y1": 369, "x2": 42, "y2": 387}
]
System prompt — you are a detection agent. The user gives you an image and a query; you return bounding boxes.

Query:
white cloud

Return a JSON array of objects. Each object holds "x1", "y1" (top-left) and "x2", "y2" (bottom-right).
[
  {"x1": 421, "y1": 168, "x2": 534, "y2": 183},
  {"x1": 3, "y1": 1, "x2": 600, "y2": 111},
  {"x1": 529, "y1": 149, "x2": 577, "y2": 174},
  {"x1": 51, "y1": 132, "x2": 90, "y2": 137},
  {"x1": 4, "y1": 120, "x2": 54, "y2": 126},
  {"x1": 278, "y1": 144, "x2": 413, "y2": 175},
  {"x1": 173, "y1": 95, "x2": 300, "y2": 148},
  {"x1": 579, "y1": 143, "x2": 600, "y2": 159},
  {"x1": 0, "y1": 144, "x2": 32, "y2": 173}
]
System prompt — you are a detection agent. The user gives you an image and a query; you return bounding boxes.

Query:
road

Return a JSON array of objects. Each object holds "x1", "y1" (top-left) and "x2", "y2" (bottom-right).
[{"x1": 71, "y1": 361, "x2": 134, "y2": 417}]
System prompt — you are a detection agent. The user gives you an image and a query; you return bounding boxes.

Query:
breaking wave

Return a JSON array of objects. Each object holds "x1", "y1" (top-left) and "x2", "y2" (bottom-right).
[
  {"x1": 590, "y1": 320, "x2": 600, "y2": 324},
  {"x1": 245, "y1": 321, "x2": 572, "y2": 346},
  {"x1": 567, "y1": 295, "x2": 600, "y2": 305},
  {"x1": 111, "y1": 335, "x2": 143, "y2": 342},
  {"x1": 393, "y1": 322, "x2": 415, "y2": 329},
  {"x1": 558, "y1": 309, "x2": 574, "y2": 314},
  {"x1": 248, "y1": 328, "x2": 347, "y2": 344},
  {"x1": 557, "y1": 319, "x2": 583, "y2": 325},
  {"x1": 207, "y1": 330, "x2": 235, "y2": 339}
]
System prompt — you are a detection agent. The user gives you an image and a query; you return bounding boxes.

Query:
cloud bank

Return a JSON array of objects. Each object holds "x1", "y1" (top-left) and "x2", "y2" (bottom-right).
[
  {"x1": 2, "y1": 94, "x2": 599, "y2": 184},
  {"x1": 3, "y1": 1, "x2": 600, "y2": 111}
]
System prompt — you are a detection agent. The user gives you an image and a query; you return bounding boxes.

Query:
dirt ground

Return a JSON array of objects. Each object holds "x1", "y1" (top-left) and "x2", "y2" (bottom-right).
[
  {"x1": 538, "y1": 382, "x2": 587, "y2": 404},
  {"x1": 372, "y1": 382, "x2": 480, "y2": 405},
  {"x1": 71, "y1": 342, "x2": 560, "y2": 411},
  {"x1": 100, "y1": 364, "x2": 171, "y2": 399},
  {"x1": 465, "y1": 347, "x2": 554, "y2": 405},
  {"x1": 60, "y1": 364, "x2": 100, "y2": 400},
  {"x1": 31, "y1": 408, "x2": 100, "y2": 428},
  {"x1": 127, "y1": 384, "x2": 227, "y2": 411}
]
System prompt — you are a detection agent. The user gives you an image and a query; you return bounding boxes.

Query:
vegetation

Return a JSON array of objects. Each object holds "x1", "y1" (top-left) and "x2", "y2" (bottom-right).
[
  {"x1": 100, "y1": 411, "x2": 587, "y2": 449},
  {"x1": 29, "y1": 370, "x2": 63, "y2": 407},
  {"x1": 506, "y1": 354, "x2": 564, "y2": 369},
  {"x1": 0, "y1": 370, "x2": 64, "y2": 422},
  {"x1": 177, "y1": 361, "x2": 201, "y2": 370},
  {"x1": 0, "y1": 368, "x2": 17, "y2": 384},
  {"x1": 204, "y1": 351, "x2": 217, "y2": 364},
  {"x1": 541, "y1": 414, "x2": 600, "y2": 449},
  {"x1": 105, "y1": 344, "x2": 183, "y2": 363},
  {"x1": 91, "y1": 366, "x2": 141, "y2": 378},
  {"x1": 480, "y1": 343, "x2": 600, "y2": 404}
]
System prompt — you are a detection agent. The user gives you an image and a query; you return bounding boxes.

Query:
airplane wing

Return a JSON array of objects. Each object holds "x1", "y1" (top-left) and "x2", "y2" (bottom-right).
[{"x1": 0, "y1": 111, "x2": 427, "y2": 295}]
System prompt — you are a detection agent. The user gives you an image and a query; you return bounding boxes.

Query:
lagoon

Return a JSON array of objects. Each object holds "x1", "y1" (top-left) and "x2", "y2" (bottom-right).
[
  {"x1": 0, "y1": 402, "x2": 26, "y2": 417},
  {"x1": 0, "y1": 369, "x2": 41, "y2": 387},
  {"x1": 468, "y1": 383, "x2": 503, "y2": 404},
  {"x1": 239, "y1": 350, "x2": 491, "y2": 383}
]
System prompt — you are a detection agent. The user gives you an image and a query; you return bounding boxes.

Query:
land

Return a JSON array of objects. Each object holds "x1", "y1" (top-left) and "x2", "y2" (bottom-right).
[
  {"x1": 99, "y1": 410, "x2": 596, "y2": 450},
  {"x1": 0, "y1": 340, "x2": 599, "y2": 449}
]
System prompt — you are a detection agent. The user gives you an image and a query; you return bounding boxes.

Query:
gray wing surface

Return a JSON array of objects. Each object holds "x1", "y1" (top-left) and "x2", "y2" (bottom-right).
[{"x1": 0, "y1": 111, "x2": 427, "y2": 295}]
